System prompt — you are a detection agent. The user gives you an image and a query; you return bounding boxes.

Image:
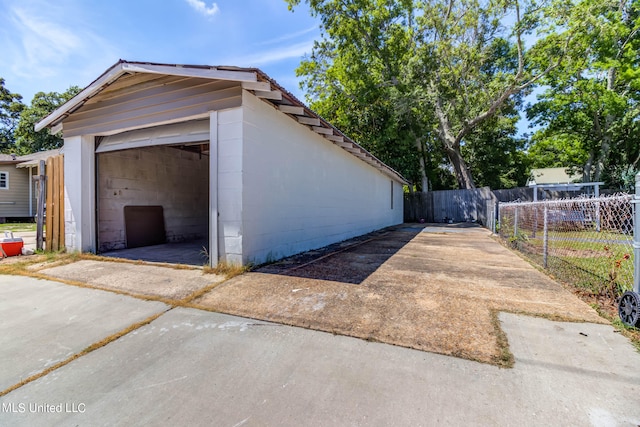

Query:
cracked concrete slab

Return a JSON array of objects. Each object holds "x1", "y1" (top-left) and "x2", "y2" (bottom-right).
[
  {"x1": 38, "y1": 260, "x2": 223, "y2": 301},
  {"x1": 0, "y1": 275, "x2": 168, "y2": 391},
  {"x1": 1, "y1": 306, "x2": 638, "y2": 426}
]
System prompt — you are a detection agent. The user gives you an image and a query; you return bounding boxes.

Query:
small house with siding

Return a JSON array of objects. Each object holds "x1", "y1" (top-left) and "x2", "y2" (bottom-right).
[
  {"x1": 527, "y1": 167, "x2": 602, "y2": 201},
  {"x1": 36, "y1": 60, "x2": 406, "y2": 266},
  {"x1": 0, "y1": 149, "x2": 61, "y2": 222}
]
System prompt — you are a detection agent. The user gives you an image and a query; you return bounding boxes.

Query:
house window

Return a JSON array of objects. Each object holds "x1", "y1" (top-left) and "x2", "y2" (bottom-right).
[
  {"x1": 390, "y1": 180, "x2": 394, "y2": 209},
  {"x1": 0, "y1": 172, "x2": 7, "y2": 189}
]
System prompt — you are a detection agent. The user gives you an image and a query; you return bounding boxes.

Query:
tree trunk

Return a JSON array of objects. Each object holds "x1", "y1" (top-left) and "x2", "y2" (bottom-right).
[
  {"x1": 417, "y1": 138, "x2": 430, "y2": 192},
  {"x1": 445, "y1": 145, "x2": 476, "y2": 189},
  {"x1": 594, "y1": 67, "x2": 617, "y2": 182},
  {"x1": 433, "y1": 94, "x2": 476, "y2": 189}
]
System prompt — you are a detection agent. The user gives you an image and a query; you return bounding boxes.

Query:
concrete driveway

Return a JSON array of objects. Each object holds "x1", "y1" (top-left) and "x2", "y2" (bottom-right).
[
  {"x1": 32, "y1": 224, "x2": 606, "y2": 366},
  {"x1": 0, "y1": 275, "x2": 639, "y2": 426}
]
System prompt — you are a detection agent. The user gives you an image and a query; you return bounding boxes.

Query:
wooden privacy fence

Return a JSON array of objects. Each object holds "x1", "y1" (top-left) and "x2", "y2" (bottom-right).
[
  {"x1": 404, "y1": 187, "x2": 497, "y2": 231},
  {"x1": 38, "y1": 155, "x2": 64, "y2": 251}
]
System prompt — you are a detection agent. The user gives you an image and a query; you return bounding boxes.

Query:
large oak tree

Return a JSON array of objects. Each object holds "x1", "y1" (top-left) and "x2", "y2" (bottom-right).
[{"x1": 287, "y1": 0, "x2": 569, "y2": 189}]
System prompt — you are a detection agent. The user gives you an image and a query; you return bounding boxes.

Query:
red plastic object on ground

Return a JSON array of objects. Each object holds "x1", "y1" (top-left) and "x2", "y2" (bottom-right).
[{"x1": 0, "y1": 232, "x2": 24, "y2": 257}]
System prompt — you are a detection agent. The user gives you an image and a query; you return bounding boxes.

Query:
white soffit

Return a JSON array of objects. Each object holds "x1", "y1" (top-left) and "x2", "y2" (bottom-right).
[
  {"x1": 95, "y1": 119, "x2": 209, "y2": 153},
  {"x1": 35, "y1": 60, "x2": 258, "y2": 132}
]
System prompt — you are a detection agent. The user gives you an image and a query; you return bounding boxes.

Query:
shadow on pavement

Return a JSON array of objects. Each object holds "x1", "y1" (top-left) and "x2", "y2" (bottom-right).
[{"x1": 256, "y1": 223, "x2": 477, "y2": 285}]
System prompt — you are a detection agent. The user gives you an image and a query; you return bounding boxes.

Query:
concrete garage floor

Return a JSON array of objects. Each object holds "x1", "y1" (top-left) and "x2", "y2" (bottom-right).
[{"x1": 101, "y1": 239, "x2": 209, "y2": 266}]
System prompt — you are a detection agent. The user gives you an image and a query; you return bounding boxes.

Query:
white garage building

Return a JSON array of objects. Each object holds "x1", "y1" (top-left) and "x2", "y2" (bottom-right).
[{"x1": 36, "y1": 61, "x2": 406, "y2": 266}]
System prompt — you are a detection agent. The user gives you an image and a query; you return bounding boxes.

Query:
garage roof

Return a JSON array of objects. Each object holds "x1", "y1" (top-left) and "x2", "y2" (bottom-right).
[{"x1": 36, "y1": 60, "x2": 408, "y2": 184}]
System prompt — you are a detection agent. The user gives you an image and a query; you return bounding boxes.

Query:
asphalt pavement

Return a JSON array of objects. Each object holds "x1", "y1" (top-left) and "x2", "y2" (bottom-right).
[{"x1": 1, "y1": 275, "x2": 639, "y2": 426}]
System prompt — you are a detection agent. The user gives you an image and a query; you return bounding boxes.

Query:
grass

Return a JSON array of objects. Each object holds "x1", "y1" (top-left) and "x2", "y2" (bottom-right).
[
  {"x1": 490, "y1": 309, "x2": 514, "y2": 368},
  {"x1": 498, "y1": 233, "x2": 640, "y2": 352},
  {"x1": 0, "y1": 222, "x2": 36, "y2": 232},
  {"x1": 0, "y1": 251, "x2": 203, "y2": 277},
  {"x1": 512, "y1": 230, "x2": 634, "y2": 293},
  {"x1": 203, "y1": 260, "x2": 252, "y2": 279}
]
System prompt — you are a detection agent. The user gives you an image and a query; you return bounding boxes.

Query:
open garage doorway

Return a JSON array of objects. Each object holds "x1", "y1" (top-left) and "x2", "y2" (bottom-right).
[{"x1": 95, "y1": 134, "x2": 210, "y2": 266}]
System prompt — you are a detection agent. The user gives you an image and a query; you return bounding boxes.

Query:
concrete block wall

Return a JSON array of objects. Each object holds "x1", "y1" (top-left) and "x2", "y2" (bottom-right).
[
  {"x1": 240, "y1": 92, "x2": 404, "y2": 265},
  {"x1": 64, "y1": 135, "x2": 96, "y2": 252},
  {"x1": 216, "y1": 107, "x2": 244, "y2": 264},
  {"x1": 97, "y1": 145, "x2": 208, "y2": 251}
]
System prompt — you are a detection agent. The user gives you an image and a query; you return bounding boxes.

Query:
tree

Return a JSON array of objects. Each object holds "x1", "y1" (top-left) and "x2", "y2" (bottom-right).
[
  {"x1": 0, "y1": 78, "x2": 24, "y2": 153},
  {"x1": 527, "y1": 0, "x2": 640, "y2": 188},
  {"x1": 14, "y1": 86, "x2": 82, "y2": 154},
  {"x1": 290, "y1": 0, "x2": 428, "y2": 188},
  {"x1": 462, "y1": 108, "x2": 531, "y2": 189},
  {"x1": 287, "y1": 0, "x2": 569, "y2": 189}
]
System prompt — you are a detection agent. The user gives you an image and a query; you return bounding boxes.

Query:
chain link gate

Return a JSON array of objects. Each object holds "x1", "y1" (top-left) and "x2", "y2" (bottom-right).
[
  {"x1": 496, "y1": 172, "x2": 640, "y2": 327},
  {"x1": 618, "y1": 173, "x2": 640, "y2": 327}
]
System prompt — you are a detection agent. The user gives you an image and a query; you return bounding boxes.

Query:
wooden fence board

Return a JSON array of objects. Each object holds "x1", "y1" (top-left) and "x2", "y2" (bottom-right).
[
  {"x1": 404, "y1": 187, "x2": 497, "y2": 230},
  {"x1": 45, "y1": 155, "x2": 65, "y2": 252},
  {"x1": 45, "y1": 158, "x2": 53, "y2": 251}
]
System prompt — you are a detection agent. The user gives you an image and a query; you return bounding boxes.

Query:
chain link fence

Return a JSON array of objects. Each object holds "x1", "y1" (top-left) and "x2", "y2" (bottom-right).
[{"x1": 497, "y1": 195, "x2": 634, "y2": 297}]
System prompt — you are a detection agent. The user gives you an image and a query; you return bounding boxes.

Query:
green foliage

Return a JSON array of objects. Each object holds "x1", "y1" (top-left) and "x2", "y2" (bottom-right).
[
  {"x1": 462, "y1": 105, "x2": 531, "y2": 189},
  {"x1": 287, "y1": 0, "x2": 572, "y2": 189},
  {"x1": 0, "y1": 78, "x2": 25, "y2": 153},
  {"x1": 14, "y1": 86, "x2": 82, "y2": 154},
  {"x1": 526, "y1": 0, "x2": 640, "y2": 189}
]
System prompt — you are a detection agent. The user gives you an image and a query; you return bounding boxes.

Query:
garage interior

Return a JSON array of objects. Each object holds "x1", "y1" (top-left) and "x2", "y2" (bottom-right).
[{"x1": 96, "y1": 141, "x2": 210, "y2": 266}]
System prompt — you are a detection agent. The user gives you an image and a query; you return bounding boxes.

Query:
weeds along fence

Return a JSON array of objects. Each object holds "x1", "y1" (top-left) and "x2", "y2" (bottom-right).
[{"x1": 497, "y1": 195, "x2": 634, "y2": 296}]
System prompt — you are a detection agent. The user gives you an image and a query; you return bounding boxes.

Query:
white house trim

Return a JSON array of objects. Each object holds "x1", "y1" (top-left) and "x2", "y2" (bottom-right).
[
  {"x1": 64, "y1": 135, "x2": 96, "y2": 252},
  {"x1": 209, "y1": 111, "x2": 219, "y2": 266},
  {"x1": 96, "y1": 119, "x2": 210, "y2": 153}
]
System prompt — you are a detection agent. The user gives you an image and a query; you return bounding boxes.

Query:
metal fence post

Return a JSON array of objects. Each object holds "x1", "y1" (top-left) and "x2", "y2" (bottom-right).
[
  {"x1": 633, "y1": 172, "x2": 640, "y2": 293},
  {"x1": 543, "y1": 205, "x2": 549, "y2": 268},
  {"x1": 514, "y1": 207, "x2": 518, "y2": 238}
]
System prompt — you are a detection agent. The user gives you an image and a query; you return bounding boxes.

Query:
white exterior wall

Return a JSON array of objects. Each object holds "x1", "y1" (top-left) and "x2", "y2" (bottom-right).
[
  {"x1": 64, "y1": 135, "x2": 96, "y2": 252},
  {"x1": 216, "y1": 108, "x2": 244, "y2": 264},
  {"x1": 59, "y1": 81, "x2": 405, "y2": 262},
  {"x1": 240, "y1": 92, "x2": 403, "y2": 264}
]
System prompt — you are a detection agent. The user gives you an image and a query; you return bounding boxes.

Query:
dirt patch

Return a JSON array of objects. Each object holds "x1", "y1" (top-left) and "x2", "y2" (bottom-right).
[
  {"x1": 0, "y1": 254, "x2": 47, "y2": 265},
  {"x1": 38, "y1": 260, "x2": 224, "y2": 301},
  {"x1": 549, "y1": 247, "x2": 603, "y2": 258},
  {"x1": 194, "y1": 224, "x2": 605, "y2": 366}
]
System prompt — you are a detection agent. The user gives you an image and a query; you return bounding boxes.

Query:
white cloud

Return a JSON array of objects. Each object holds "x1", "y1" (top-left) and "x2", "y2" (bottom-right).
[
  {"x1": 185, "y1": 0, "x2": 220, "y2": 17},
  {"x1": 8, "y1": 5, "x2": 117, "y2": 79},
  {"x1": 11, "y1": 7, "x2": 82, "y2": 73},
  {"x1": 227, "y1": 40, "x2": 315, "y2": 67},
  {"x1": 1, "y1": 3, "x2": 119, "y2": 101},
  {"x1": 257, "y1": 25, "x2": 318, "y2": 46}
]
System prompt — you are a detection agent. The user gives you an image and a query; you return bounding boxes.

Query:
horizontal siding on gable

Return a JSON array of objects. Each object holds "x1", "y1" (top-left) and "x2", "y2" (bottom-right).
[
  {"x1": 62, "y1": 75, "x2": 243, "y2": 137},
  {"x1": 0, "y1": 166, "x2": 31, "y2": 217}
]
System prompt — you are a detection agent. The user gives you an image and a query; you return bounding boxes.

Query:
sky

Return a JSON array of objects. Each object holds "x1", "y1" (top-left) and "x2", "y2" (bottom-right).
[
  {"x1": 0, "y1": 0, "x2": 321, "y2": 103},
  {"x1": 0, "y1": 0, "x2": 535, "y2": 136}
]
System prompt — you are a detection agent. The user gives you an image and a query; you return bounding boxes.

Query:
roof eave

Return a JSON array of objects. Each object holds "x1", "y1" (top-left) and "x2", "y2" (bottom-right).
[
  {"x1": 34, "y1": 60, "x2": 409, "y2": 185},
  {"x1": 35, "y1": 60, "x2": 260, "y2": 132}
]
